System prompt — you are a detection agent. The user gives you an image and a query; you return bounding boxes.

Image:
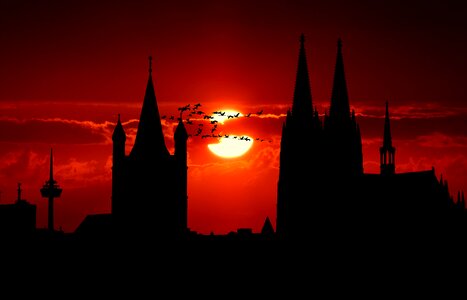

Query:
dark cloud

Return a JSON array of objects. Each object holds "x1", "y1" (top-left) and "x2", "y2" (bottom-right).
[{"x1": 0, "y1": 118, "x2": 110, "y2": 144}]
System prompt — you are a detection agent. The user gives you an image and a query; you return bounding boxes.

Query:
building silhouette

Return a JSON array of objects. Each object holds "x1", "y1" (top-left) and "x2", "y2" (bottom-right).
[
  {"x1": 277, "y1": 35, "x2": 464, "y2": 240},
  {"x1": 111, "y1": 56, "x2": 188, "y2": 239},
  {"x1": 0, "y1": 183, "x2": 36, "y2": 238}
]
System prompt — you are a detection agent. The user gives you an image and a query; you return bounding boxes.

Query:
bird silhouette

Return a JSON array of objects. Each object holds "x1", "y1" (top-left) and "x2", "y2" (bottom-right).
[
  {"x1": 178, "y1": 104, "x2": 191, "y2": 112},
  {"x1": 256, "y1": 110, "x2": 263, "y2": 115}
]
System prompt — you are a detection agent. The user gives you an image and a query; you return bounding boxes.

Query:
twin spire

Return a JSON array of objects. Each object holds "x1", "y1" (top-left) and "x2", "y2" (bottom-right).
[
  {"x1": 292, "y1": 35, "x2": 351, "y2": 126},
  {"x1": 329, "y1": 38, "x2": 350, "y2": 124},
  {"x1": 292, "y1": 34, "x2": 314, "y2": 124}
]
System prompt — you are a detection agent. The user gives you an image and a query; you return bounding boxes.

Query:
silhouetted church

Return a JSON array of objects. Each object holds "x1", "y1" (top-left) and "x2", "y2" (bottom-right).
[
  {"x1": 277, "y1": 35, "x2": 464, "y2": 240},
  {"x1": 111, "y1": 57, "x2": 188, "y2": 239}
]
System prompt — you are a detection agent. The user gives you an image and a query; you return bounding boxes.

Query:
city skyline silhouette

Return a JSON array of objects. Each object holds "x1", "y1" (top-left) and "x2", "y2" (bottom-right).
[
  {"x1": 0, "y1": 35, "x2": 465, "y2": 243},
  {"x1": 0, "y1": 1, "x2": 466, "y2": 237}
]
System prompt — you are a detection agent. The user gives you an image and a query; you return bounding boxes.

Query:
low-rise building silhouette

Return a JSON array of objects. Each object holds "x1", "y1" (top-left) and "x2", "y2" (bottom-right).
[{"x1": 0, "y1": 183, "x2": 36, "y2": 238}]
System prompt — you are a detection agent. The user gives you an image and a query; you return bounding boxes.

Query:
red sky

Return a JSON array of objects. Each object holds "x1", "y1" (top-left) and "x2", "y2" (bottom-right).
[{"x1": 0, "y1": 0, "x2": 466, "y2": 234}]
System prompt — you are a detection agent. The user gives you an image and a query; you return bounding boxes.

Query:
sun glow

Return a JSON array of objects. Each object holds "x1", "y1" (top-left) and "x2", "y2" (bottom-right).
[
  {"x1": 210, "y1": 110, "x2": 243, "y2": 124},
  {"x1": 208, "y1": 136, "x2": 253, "y2": 158}
]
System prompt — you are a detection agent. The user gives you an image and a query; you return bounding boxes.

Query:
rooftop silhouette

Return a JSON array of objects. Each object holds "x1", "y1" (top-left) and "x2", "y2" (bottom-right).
[{"x1": 0, "y1": 35, "x2": 465, "y2": 249}]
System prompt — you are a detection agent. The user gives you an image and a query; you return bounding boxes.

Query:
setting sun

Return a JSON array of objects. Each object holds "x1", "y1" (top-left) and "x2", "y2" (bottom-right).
[
  {"x1": 210, "y1": 110, "x2": 243, "y2": 124},
  {"x1": 208, "y1": 136, "x2": 253, "y2": 158}
]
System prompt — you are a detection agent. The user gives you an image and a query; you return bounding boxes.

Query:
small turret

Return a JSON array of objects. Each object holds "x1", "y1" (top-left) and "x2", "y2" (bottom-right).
[
  {"x1": 112, "y1": 114, "x2": 126, "y2": 142},
  {"x1": 112, "y1": 114, "x2": 126, "y2": 160}
]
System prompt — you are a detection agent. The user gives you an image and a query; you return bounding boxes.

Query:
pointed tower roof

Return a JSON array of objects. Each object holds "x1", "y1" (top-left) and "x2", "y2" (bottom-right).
[
  {"x1": 383, "y1": 101, "x2": 393, "y2": 149},
  {"x1": 130, "y1": 56, "x2": 169, "y2": 159},
  {"x1": 175, "y1": 119, "x2": 188, "y2": 140},
  {"x1": 112, "y1": 114, "x2": 126, "y2": 142},
  {"x1": 291, "y1": 34, "x2": 314, "y2": 124},
  {"x1": 261, "y1": 216, "x2": 275, "y2": 235},
  {"x1": 329, "y1": 38, "x2": 350, "y2": 123}
]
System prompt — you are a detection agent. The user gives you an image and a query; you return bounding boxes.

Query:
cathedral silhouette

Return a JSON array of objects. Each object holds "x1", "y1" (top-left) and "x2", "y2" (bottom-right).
[
  {"x1": 277, "y1": 35, "x2": 465, "y2": 241},
  {"x1": 72, "y1": 35, "x2": 467, "y2": 242}
]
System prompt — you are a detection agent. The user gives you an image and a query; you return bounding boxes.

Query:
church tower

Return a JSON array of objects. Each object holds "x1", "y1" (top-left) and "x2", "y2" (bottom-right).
[
  {"x1": 277, "y1": 36, "x2": 364, "y2": 239},
  {"x1": 380, "y1": 101, "x2": 395, "y2": 175},
  {"x1": 111, "y1": 56, "x2": 188, "y2": 239},
  {"x1": 277, "y1": 34, "x2": 319, "y2": 238},
  {"x1": 324, "y1": 39, "x2": 363, "y2": 176}
]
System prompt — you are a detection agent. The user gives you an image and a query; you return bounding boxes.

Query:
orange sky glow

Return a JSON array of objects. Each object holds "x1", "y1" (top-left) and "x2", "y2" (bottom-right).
[{"x1": 0, "y1": 1, "x2": 466, "y2": 234}]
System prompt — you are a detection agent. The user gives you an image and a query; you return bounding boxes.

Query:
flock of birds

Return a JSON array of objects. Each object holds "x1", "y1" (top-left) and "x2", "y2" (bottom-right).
[{"x1": 160, "y1": 103, "x2": 272, "y2": 143}]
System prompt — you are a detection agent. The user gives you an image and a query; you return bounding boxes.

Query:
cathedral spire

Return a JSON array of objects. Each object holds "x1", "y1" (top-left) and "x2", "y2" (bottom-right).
[
  {"x1": 130, "y1": 56, "x2": 169, "y2": 159},
  {"x1": 291, "y1": 34, "x2": 314, "y2": 124},
  {"x1": 329, "y1": 38, "x2": 350, "y2": 124}
]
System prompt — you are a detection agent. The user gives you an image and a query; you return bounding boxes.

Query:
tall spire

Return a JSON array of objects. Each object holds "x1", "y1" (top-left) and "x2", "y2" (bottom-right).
[
  {"x1": 130, "y1": 56, "x2": 169, "y2": 159},
  {"x1": 380, "y1": 102, "x2": 395, "y2": 175},
  {"x1": 291, "y1": 34, "x2": 314, "y2": 124},
  {"x1": 383, "y1": 101, "x2": 392, "y2": 149},
  {"x1": 329, "y1": 38, "x2": 350, "y2": 123}
]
